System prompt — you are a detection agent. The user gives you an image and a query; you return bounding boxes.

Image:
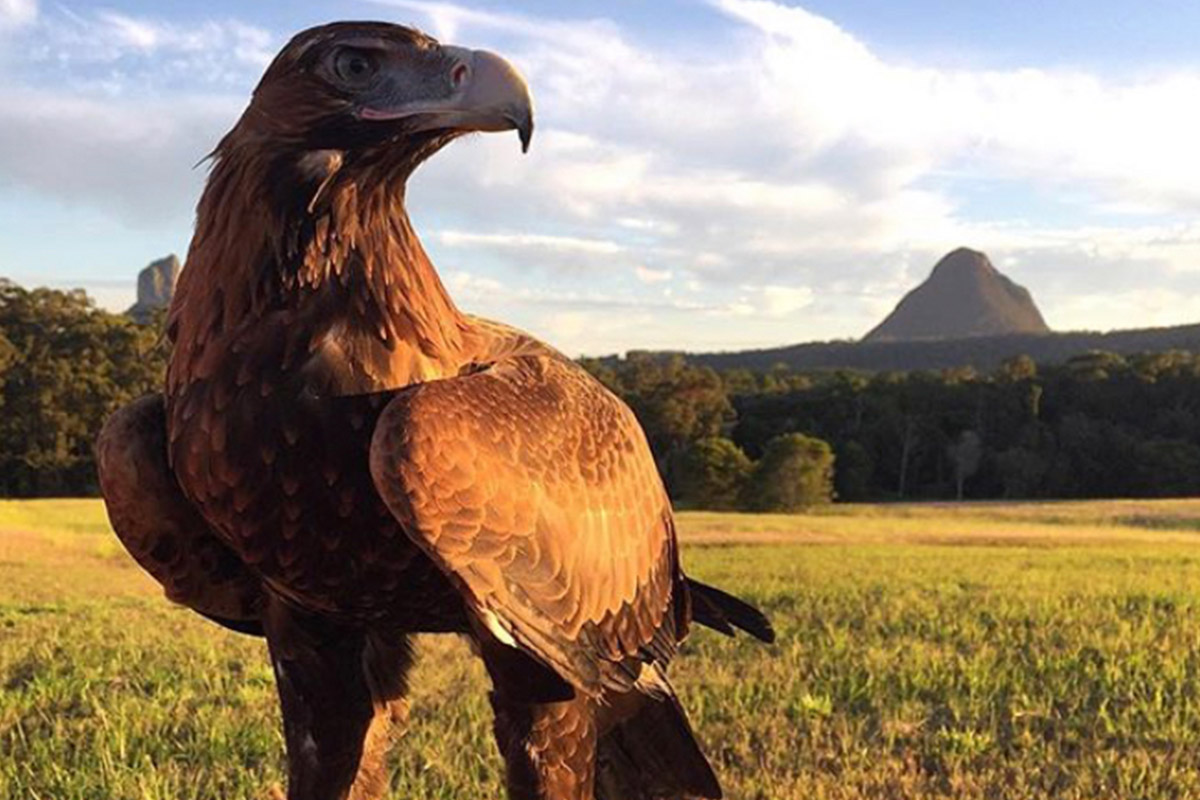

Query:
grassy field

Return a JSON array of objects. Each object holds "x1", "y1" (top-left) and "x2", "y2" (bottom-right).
[{"x1": 8, "y1": 500, "x2": 1200, "y2": 798}]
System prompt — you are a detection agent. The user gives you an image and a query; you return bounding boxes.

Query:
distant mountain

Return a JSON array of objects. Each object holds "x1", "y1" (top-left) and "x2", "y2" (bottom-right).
[
  {"x1": 622, "y1": 247, "x2": 1200, "y2": 373},
  {"x1": 126, "y1": 254, "x2": 180, "y2": 323},
  {"x1": 675, "y1": 324, "x2": 1200, "y2": 374},
  {"x1": 863, "y1": 247, "x2": 1049, "y2": 341}
]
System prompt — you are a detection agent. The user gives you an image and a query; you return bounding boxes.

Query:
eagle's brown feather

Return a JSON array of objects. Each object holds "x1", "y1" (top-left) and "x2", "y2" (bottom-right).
[
  {"x1": 97, "y1": 20, "x2": 768, "y2": 800},
  {"x1": 370, "y1": 350, "x2": 684, "y2": 696},
  {"x1": 96, "y1": 394, "x2": 262, "y2": 629}
]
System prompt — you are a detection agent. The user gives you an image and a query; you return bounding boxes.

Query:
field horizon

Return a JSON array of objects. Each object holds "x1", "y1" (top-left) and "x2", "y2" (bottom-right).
[{"x1": 8, "y1": 498, "x2": 1200, "y2": 798}]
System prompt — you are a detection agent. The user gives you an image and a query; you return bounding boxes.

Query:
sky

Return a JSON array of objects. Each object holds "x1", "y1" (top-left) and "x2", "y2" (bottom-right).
[{"x1": 3, "y1": 1, "x2": 1200, "y2": 356}]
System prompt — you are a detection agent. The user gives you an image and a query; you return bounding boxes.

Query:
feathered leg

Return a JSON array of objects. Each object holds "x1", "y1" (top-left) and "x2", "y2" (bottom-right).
[
  {"x1": 491, "y1": 692, "x2": 598, "y2": 800},
  {"x1": 263, "y1": 596, "x2": 414, "y2": 800},
  {"x1": 479, "y1": 637, "x2": 598, "y2": 800}
]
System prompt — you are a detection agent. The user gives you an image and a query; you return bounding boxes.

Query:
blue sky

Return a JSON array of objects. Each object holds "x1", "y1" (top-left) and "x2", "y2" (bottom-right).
[{"x1": 3, "y1": 0, "x2": 1200, "y2": 355}]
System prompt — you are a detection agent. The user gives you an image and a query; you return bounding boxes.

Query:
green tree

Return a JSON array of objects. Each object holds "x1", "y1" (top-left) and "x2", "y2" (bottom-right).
[
  {"x1": 994, "y1": 446, "x2": 1047, "y2": 498},
  {"x1": 744, "y1": 433, "x2": 835, "y2": 512},
  {"x1": 1066, "y1": 350, "x2": 1127, "y2": 381},
  {"x1": 609, "y1": 354, "x2": 733, "y2": 458},
  {"x1": 721, "y1": 368, "x2": 760, "y2": 396},
  {"x1": 996, "y1": 354, "x2": 1037, "y2": 383},
  {"x1": 668, "y1": 437, "x2": 753, "y2": 510},
  {"x1": 833, "y1": 439, "x2": 873, "y2": 501},
  {"x1": 0, "y1": 280, "x2": 166, "y2": 495},
  {"x1": 1129, "y1": 439, "x2": 1200, "y2": 496}
]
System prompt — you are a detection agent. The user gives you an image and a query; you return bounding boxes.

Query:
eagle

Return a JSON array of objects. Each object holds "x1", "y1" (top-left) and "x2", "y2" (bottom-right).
[{"x1": 97, "y1": 21, "x2": 773, "y2": 800}]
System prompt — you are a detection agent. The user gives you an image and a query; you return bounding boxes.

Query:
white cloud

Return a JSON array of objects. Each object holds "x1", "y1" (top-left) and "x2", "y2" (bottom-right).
[
  {"x1": 437, "y1": 230, "x2": 624, "y2": 255},
  {"x1": 448, "y1": 270, "x2": 503, "y2": 292},
  {"x1": 0, "y1": 0, "x2": 36, "y2": 30},
  {"x1": 13, "y1": 7, "x2": 274, "y2": 88},
  {"x1": 0, "y1": 7, "x2": 268, "y2": 223},
  {"x1": 1053, "y1": 288, "x2": 1200, "y2": 332},
  {"x1": 89, "y1": 12, "x2": 274, "y2": 67},
  {"x1": 7, "y1": 0, "x2": 1200, "y2": 353},
  {"x1": 95, "y1": 10, "x2": 158, "y2": 50},
  {"x1": 759, "y1": 285, "x2": 815, "y2": 317},
  {"x1": 0, "y1": 89, "x2": 239, "y2": 224},
  {"x1": 713, "y1": 0, "x2": 1200, "y2": 211},
  {"x1": 396, "y1": 0, "x2": 1200, "y2": 346},
  {"x1": 635, "y1": 265, "x2": 672, "y2": 284}
]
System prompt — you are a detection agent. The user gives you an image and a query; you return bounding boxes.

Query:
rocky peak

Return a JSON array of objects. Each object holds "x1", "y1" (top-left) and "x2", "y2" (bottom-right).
[
  {"x1": 864, "y1": 248, "x2": 1049, "y2": 342},
  {"x1": 126, "y1": 255, "x2": 180, "y2": 323}
]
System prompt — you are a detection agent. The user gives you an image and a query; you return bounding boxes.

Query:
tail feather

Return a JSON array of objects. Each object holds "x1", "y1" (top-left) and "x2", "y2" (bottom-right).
[
  {"x1": 596, "y1": 666, "x2": 722, "y2": 800},
  {"x1": 687, "y1": 579, "x2": 775, "y2": 644}
]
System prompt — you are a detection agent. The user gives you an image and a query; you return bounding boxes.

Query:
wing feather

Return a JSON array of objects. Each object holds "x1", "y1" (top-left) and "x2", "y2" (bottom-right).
[
  {"x1": 370, "y1": 354, "x2": 680, "y2": 696},
  {"x1": 97, "y1": 394, "x2": 263, "y2": 630}
]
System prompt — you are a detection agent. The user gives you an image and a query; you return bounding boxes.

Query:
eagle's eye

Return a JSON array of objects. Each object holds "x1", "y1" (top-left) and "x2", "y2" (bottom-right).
[{"x1": 333, "y1": 48, "x2": 378, "y2": 87}]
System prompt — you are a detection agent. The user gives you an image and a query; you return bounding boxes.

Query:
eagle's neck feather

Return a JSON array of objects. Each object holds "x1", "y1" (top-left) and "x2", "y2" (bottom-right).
[{"x1": 171, "y1": 144, "x2": 469, "y2": 392}]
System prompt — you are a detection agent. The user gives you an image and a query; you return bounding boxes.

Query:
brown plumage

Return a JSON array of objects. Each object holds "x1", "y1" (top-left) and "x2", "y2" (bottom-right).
[{"x1": 96, "y1": 21, "x2": 773, "y2": 800}]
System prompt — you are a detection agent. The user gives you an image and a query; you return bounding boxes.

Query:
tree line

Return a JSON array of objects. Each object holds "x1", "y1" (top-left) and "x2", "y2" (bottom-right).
[
  {"x1": 6, "y1": 280, "x2": 1200, "y2": 508},
  {"x1": 584, "y1": 349, "x2": 1200, "y2": 506},
  {"x1": 0, "y1": 280, "x2": 166, "y2": 495}
]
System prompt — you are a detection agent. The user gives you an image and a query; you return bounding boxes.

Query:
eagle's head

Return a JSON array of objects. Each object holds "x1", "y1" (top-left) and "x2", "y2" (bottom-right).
[
  {"x1": 231, "y1": 21, "x2": 533, "y2": 170},
  {"x1": 176, "y1": 22, "x2": 529, "y2": 358}
]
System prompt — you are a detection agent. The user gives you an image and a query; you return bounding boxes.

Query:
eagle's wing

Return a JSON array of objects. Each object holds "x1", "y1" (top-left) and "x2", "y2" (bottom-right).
[
  {"x1": 97, "y1": 394, "x2": 263, "y2": 633},
  {"x1": 369, "y1": 353, "x2": 684, "y2": 696}
]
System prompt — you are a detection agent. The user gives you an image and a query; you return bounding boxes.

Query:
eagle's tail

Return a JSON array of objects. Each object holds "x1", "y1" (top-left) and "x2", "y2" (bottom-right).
[
  {"x1": 595, "y1": 665, "x2": 722, "y2": 800},
  {"x1": 687, "y1": 578, "x2": 776, "y2": 643}
]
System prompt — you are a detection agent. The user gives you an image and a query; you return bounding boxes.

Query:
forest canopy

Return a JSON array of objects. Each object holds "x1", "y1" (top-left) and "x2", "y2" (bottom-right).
[
  {"x1": 0, "y1": 280, "x2": 166, "y2": 495},
  {"x1": 584, "y1": 348, "x2": 1200, "y2": 504},
  {"x1": 5, "y1": 281, "x2": 1200, "y2": 507}
]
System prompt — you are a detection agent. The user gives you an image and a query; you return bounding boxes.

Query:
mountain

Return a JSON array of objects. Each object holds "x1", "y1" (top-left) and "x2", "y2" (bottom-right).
[
  {"x1": 624, "y1": 248, "x2": 1200, "y2": 373},
  {"x1": 126, "y1": 254, "x2": 180, "y2": 323},
  {"x1": 863, "y1": 247, "x2": 1049, "y2": 341},
  {"x1": 681, "y1": 324, "x2": 1200, "y2": 374}
]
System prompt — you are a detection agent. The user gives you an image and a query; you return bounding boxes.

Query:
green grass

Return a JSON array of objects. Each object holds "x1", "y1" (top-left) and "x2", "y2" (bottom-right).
[{"x1": 8, "y1": 499, "x2": 1200, "y2": 798}]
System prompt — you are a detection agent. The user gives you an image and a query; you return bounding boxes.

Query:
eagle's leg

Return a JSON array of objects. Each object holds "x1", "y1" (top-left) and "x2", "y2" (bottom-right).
[
  {"x1": 97, "y1": 394, "x2": 263, "y2": 634},
  {"x1": 480, "y1": 637, "x2": 597, "y2": 800},
  {"x1": 490, "y1": 692, "x2": 597, "y2": 800},
  {"x1": 263, "y1": 595, "x2": 414, "y2": 800}
]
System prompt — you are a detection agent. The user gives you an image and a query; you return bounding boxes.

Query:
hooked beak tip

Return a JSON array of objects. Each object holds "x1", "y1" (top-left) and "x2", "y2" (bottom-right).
[{"x1": 519, "y1": 119, "x2": 534, "y2": 153}]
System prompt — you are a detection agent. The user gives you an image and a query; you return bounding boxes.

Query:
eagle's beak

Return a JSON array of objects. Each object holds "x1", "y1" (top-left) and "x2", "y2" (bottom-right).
[{"x1": 359, "y1": 48, "x2": 535, "y2": 153}]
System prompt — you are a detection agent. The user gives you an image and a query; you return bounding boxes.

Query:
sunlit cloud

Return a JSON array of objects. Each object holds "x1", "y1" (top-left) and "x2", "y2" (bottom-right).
[
  {"x1": 5, "y1": 0, "x2": 1200, "y2": 353},
  {"x1": 635, "y1": 266, "x2": 672, "y2": 284},
  {"x1": 437, "y1": 230, "x2": 625, "y2": 255},
  {"x1": 0, "y1": 0, "x2": 36, "y2": 30}
]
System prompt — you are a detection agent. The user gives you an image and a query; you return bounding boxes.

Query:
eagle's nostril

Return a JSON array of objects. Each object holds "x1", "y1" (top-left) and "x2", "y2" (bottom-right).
[{"x1": 451, "y1": 63, "x2": 470, "y2": 89}]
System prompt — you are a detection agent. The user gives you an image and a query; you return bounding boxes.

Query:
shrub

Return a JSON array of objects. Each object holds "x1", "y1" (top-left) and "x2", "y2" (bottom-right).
[
  {"x1": 668, "y1": 436, "x2": 753, "y2": 510},
  {"x1": 744, "y1": 433, "x2": 835, "y2": 512}
]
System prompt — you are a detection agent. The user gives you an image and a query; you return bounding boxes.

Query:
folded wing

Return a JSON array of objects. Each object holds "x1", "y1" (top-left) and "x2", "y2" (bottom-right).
[
  {"x1": 96, "y1": 394, "x2": 263, "y2": 633},
  {"x1": 369, "y1": 354, "x2": 684, "y2": 695}
]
